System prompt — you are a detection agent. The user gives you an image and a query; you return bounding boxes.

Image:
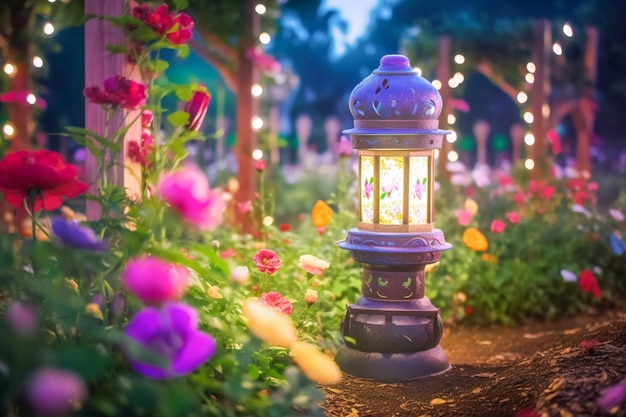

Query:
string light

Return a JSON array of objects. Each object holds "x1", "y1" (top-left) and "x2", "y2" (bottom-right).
[
  {"x1": 255, "y1": 3, "x2": 266, "y2": 14},
  {"x1": 2, "y1": 122, "x2": 16, "y2": 138},
  {"x1": 251, "y1": 116, "x2": 264, "y2": 130},
  {"x1": 524, "y1": 159, "x2": 535, "y2": 170},
  {"x1": 447, "y1": 151, "x2": 459, "y2": 162},
  {"x1": 453, "y1": 72, "x2": 464, "y2": 83},
  {"x1": 33, "y1": 56, "x2": 44, "y2": 68},
  {"x1": 3, "y1": 62, "x2": 16, "y2": 76},
  {"x1": 542, "y1": 103, "x2": 550, "y2": 118},
  {"x1": 252, "y1": 149, "x2": 264, "y2": 160},
  {"x1": 43, "y1": 22, "x2": 55, "y2": 35},
  {"x1": 517, "y1": 92, "x2": 528, "y2": 104},
  {"x1": 413, "y1": 67, "x2": 422, "y2": 76},
  {"x1": 259, "y1": 32, "x2": 271, "y2": 44},
  {"x1": 454, "y1": 54, "x2": 465, "y2": 64},
  {"x1": 251, "y1": 84, "x2": 263, "y2": 97},
  {"x1": 446, "y1": 131, "x2": 457, "y2": 143},
  {"x1": 26, "y1": 94, "x2": 37, "y2": 105},
  {"x1": 447, "y1": 114, "x2": 456, "y2": 125},
  {"x1": 262, "y1": 216, "x2": 274, "y2": 226},
  {"x1": 524, "y1": 133, "x2": 535, "y2": 146},
  {"x1": 448, "y1": 78, "x2": 458, "y2": 88},
  {"x1": 525, "y1": 73, "x2": 535, "y2": 84},
  {"x1": 526, "y1": 62, "x2": 536, "y2": 73},
  {"x1": 552, "y1": 43, "x2": 562, "y2": 56},
  {"x1": 431, "y1": 79, "x2": 442, "y2": 90},
  {"x1": 523, "y1": 112, "x2": 534, "y2": 124},
  {"x1": 48, "y1": 0, "x2": 56, "y2": 2},
  {"x1": 563, "y1": 23, "x2": 573, "y2": 37}
]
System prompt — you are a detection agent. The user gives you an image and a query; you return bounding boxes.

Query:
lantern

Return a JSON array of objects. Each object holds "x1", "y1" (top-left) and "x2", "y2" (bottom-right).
[{"x1": 336, "y1": 54, "x2": 452, "y2": 381}]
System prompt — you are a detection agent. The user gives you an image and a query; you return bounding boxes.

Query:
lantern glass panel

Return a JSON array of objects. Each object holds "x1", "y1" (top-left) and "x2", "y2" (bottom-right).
[
  {"x1": 408, "y1": 156, "x2": 429, "y2": 224},
  {"x1": 379, "y1": 156, "x2": 404, "y2": 225},
  {"x1": 360, "y1": 155, "x2": 375, "y2": 223}
]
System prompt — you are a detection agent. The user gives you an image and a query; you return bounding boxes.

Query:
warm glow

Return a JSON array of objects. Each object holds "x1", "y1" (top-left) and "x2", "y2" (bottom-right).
[
  {"x1": 453, "y1": 72, "x2": 464, "y2": 83},
  {"x1": 262, "y1": 216, "x2": 274, "y2": 226},
  {"x1": 447, "y1": 114, "x2": 456, "y2": 125},
  {"x1": 251, "y1": 84, "x2": 263, "y2": 97},
  {"x1": 523, "y1": 112, "x2": 534, "y2": 124},
  {"x1": 552, "y1": 43, "x2": 563, "y2": 55},
  {"x1": 446, "y1": 131, "x2": 457, "y2": 143},
  {"x1": 524, "y1": 133, "x2": 535, "y2": 146},
  {"x1": 252, "y1": 116, "x2": 264, "y2": 130},
  {"x1": 255, "y1": 3, "x2": 267, "y2": 14},
  {"x1": 563, "y1": 23, "x2": 573, "y2": 37},
  {"x1": 48, "y1": 0, "x2": 56, "y2": 2},
  {"x1": 448, "y1": 78, "x2": 458, "y2": 88},
  {"x1": 26, "y1": 94, "x2": 36, "y2": 105},
  {"x1": 3, "y1": 62, "x2": 16, "y2": 76},
  {"x1": 252, "y1": 149, "x2": 264, "y2": 160},
  {"x1": 542, "y1": 103, "x2": 550, "y2": 118},
  {"x1": 413, "y1": 67, "x2": 422, "y2": 76},
  {"x1": 525, "y1": 159, "x2": 535, "y2": 170},
  {"x1": 448, "y1": 151, "x2": 459, "y2": 162},
  {"x1": 259, "y1": 32, "x2": 271, "y2": 44},
  {"x1": 525, "y1": 73, "x2": 535, "y2": 84},
  {"x1": 454, "y1": 54, "x2": 465, "y2": 64},
  {"x1": 2, "y1": 123, "x2": 16, "y2": 138},
  {"x1": 431, "y1": 79, "x2": 442, "y2": 90},
  {"x1": 517, "y1": 92, "x2": 528, "y2": 104},
  {"x1": 526, "y1": 62, "x2": 536, "y2": 73},
  {"x1": 43, "y1": 22, "x2": 55, "y2": 35},
  {"x1": 434, "y1": 149, "x2": 440, "y2": 159},
  {"x1": 32, "y1": 56, "x2": 44, "y2": 68}
]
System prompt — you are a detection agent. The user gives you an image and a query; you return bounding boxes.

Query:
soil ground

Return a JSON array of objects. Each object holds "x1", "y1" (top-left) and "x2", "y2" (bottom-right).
[{"x1": 320, "y1": 306, "x2": 626, "y2": 417}]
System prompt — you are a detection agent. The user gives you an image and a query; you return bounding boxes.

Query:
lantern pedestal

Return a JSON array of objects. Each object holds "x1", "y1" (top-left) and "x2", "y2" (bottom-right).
[{"x1": 337, "y1": 229, "x2": 451, "y2": 381}]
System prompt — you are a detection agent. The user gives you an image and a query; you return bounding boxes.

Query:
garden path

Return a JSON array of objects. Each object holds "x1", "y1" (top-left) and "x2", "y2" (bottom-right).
[{"x1": 320, "y1": 305, "x2": 626, "y2": 417}]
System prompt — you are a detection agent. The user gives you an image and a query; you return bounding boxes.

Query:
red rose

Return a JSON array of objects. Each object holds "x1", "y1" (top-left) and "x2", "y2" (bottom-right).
[
  {"x1": 84, "y1": 75, "x2": 147, "y2": 110},
  {"x1": 0, "y1": 150, "x2": 88, "y2": 212},
  {"x1": 253, "y1": 249, "x2": 281, "y2": 274},
  {"x1": 167, "y1": 12, "x2": 194, "y2": 45},
  {"x1": 184, "y1": 87, "x2": 211, "y2": 131},
  {"x1": 579, "y1": 269, "x2": 601, "y2": 298}
]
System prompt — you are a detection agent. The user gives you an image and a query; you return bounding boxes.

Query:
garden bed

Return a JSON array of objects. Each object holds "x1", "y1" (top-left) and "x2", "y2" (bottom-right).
[{"x1": 321, "y1": 306, "x2": 626, "y2": 417}]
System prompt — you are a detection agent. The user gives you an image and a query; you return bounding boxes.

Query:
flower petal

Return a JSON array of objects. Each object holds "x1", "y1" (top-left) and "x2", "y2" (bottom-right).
[
  {"x1": 171, "y1": 331, "x2": 216, "y2": 375},
  {"x1": 125, "y1": 307, "x2": 161, "y2": 344},
  {"x1": 163, "y1": 302, "x2": 198, "y2": 340}
]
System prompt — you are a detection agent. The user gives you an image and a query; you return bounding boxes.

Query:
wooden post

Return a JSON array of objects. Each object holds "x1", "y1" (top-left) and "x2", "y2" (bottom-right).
[
  {"x1": 436, "y1": 36, "x2": 451, "y2": 179},
  {"x1": 530, "y1": 20, "x2": 551, "y2": 180},
  {"x1": 574, "y1": 26, "x2": 598, "y2": 178},
  {"x1": 234, "y1": 0, "x2": 259, "y2": 233},
  {"x1": 84, "y1": 0, "x2": 141, "y2": 220}
]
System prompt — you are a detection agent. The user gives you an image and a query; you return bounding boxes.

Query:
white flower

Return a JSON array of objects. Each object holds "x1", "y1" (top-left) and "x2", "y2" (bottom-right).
[
  {"x1": 609, "y1": 208, "x2": 625, "y2": 222},
  {"x1": 297, "y1": 255, "x2": 330, "y2": 276},
  {"x1": 560, "y1": 269, "x2": 577, "y2": 283},
  {"x1": 471, "y1": 164, "x2": 491, "y2": 188},
  {"x1": 230, "y1": 266, "x2": 250, "y2": 285},
  {"x1": 571, "y1": 204, "x2": 591, "y2": 218}
]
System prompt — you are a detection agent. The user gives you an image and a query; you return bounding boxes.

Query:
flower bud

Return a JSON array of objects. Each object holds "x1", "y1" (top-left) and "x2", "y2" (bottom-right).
[
  {"x1": 230, "y1": 266, "x2": 250, "y2": 285},
  {"x1": 184, "y1": 86, "x2": 211, "y2": 131},
  {"x1": 304, "y1": 289, "x2": 318, "y2": 306}
]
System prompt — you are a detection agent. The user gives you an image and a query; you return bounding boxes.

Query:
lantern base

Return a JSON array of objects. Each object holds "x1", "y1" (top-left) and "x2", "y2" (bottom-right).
[{"x1": 335, "y1": 345, "x2": 450, "y2": 381}]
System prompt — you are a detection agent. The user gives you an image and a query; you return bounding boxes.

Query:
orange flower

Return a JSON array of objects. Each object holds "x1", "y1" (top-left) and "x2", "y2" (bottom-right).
[
  {"x1": 311, "y1": 200, "x2": 333, "y2": 228},
  {"x1": 481, "y1": 253, "x2": 498, "y2": 264},
  {"x1": 463, "y1": 228, "x2": 488, "y2": 252}
]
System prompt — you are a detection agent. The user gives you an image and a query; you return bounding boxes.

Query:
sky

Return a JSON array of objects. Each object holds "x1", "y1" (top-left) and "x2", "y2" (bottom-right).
[{"x1": 322, "y1": 0, "x2": 378, "y2": 56}]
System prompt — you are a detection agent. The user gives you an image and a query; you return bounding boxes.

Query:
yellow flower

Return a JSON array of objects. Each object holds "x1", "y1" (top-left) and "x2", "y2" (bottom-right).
[
  {"x1": 207, "y1": 286, "x2": 223, "y2": 299},
  {"x1": 481, "y1": 253, "x2": 498, "y2": 264},
  {"x1": 304, "y1": 289, "x2": 318, "y2": 305},
  {"x1": 463, "y1": 228, "x2": 488, "y2": 252},
  {"x1": 311, "y1": 200, "x2": 333, "y2": 228},
  {"x1": 242, "y1": 299, "x2": 297, "y2": 348},
  {"x1": 297, "y1": 254, "x2": 330, "y2": 276},
  {"x1": 464, "y1": 198, "x2": 479, "y2": 215},
  {"x1": 425, "y1": 261, "x2": 440, "y2": 273},
  {"x1": 290, "y1": 342, "x2": 343, "y2": 385},
  {"x1": 65, "y1": 279, "x2": 79, "y2": 292},
  {"x1": 85, "y1": 303, "x2": 103, "y2": 320}
]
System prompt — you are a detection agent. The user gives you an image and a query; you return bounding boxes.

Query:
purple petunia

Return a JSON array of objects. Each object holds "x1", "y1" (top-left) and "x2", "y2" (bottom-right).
[
  {"x1": 51, "y1": 218, "x2": 108, "y2": 251},
  {"x1": 124, "y1": 303, "x2": 216, "y2": 379}
]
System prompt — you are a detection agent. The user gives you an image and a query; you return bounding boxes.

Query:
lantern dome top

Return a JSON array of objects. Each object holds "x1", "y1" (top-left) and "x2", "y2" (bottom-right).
[{"x1": 344, "y1": 54, "x2": 449, "y2": 137}]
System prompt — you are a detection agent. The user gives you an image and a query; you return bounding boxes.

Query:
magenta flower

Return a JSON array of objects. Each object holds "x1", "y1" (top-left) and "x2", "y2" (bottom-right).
[
  {"x1": 156, "y1": 165, "x2": 225, "y2": 230},
  {"x1": 51, "y1": 218, "x2": 108, "y2": 251},
  {"x1": 122, "y1": 256, "x2": 190, "y2": 305},
  {"x1": 363, "y1": 179, "x2": 373, "y2": 199},
  {"x1": 260, "y1": 291, "x2": 293, "y2": 315},
  {"x1": 7, "y1": 301, "x2": 37, "y2": 336},
  {"x1": 253, "y1": 249, "x2": 282, "y2": 274},
  {"x1": 83, "y1": 75, "x2": 147, "y2": 110},
  {"x1": 506, "y1": 211, "x2": 521, "y2": 224},
  {"x1": 238, "y1": 200, "x2": 253, "y2": 214},
  {"x1": 124, "y1": 303, "x2": 216, "y2": 379},
  {"x1": 413, "y1": 178, "x2": 426, "y2": 200},
  {"x1": 132, "y1": 4, "x2": 194, "y2": 45},
  {"x1": 184, "y1": 86, "x2": 211, "y2": 131},
  {"x1": 455, "y1": 209, "x2": 473, "y2": 226},
  {"x1": 141, "y1": 109, "x2": 153, "y2": 128},
  {"x1": 490, "y1": 219, "x2": 506, "y2": 234},
  {"x1": 26, "y1": 367, "x2": 87, "y2": 417},
  {"x1": 335, "y1": 135, "x2": 353, "y2": 157}
]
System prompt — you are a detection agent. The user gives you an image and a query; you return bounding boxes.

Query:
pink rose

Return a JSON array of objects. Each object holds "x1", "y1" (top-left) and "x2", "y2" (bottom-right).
[
  {"x1": 253, "y1": 249, "x2": 282, "y2": 274},
  {"x1": 156, "y1": 165, "x2": 225, "y2": 230},
  {"x1": 490, "y1": 219, "x2": 506, "y2": 234},
  {"x1": 122, "y1": 256, "x2": 190, "y2": 305},
  {"x1": 260, "y1": 291, "x2": 292, "y2": 315},
  {"x1": 505, "y1": 212, "x2": 521, "y2": 224},
  {"x1": 83, "y1": 75, "x2": 147, "y2": 110}
]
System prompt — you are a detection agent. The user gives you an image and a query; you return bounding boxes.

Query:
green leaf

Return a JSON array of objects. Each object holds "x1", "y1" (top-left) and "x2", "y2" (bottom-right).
[
  {"x1": 129, "y1": 24, "x2": 157, "y2": 42},
  {"x1": 172, "y1": 0, "x2": 189, "y2": 10},
  {"x1": 66, "y1": 127, "x2": 121, "y2": 152},
  {"x1": 105, "y1": 44, "x2": 128, "y2": 54},
  {"x1": 380, "y1": 192, "x2": 386, "y2": 200},
  {"x1": 167, "y1": 110, "x2": 190, "y2": 128},
  {"x1": 152, "y1": 59, "x2": 170, "y2": 73},
  {"x1": 248, "y1": 364, "x2": 260, "y2": 379},
  {"x1": 176, "y1": 43, "x2": 190, "y2": 59},
  {"x1": 174, "y1": 85, "x2": 194, "y2": 101}
]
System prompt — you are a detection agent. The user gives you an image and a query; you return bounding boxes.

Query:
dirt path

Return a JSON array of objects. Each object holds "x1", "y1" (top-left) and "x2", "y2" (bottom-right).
[{"x1": 321, "y1": 308, "x2": 626, "y2": 417}]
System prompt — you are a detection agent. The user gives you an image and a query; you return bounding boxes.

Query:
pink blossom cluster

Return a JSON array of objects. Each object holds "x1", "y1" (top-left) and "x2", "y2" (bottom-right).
[
  {"x1": 132, "y1": 4, "x2": 194, "y2": 45},
  {"x1": 83, "y1": 75, "x2": 147, "y2": 110}
]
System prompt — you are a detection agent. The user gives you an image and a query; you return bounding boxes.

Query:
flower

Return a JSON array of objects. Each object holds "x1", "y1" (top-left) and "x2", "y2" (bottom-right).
[
  {"x1": 230, "y1": 266, "x2": 250, "y2": 285},
  {"x1": 571, "y1": 204, "x2": 591, "y2": 218},
  {"x1": 311, "y1": 200, "x2": 333, "y2": 228},
  {"x1": 242, "y1": 298, "x2": 297, "y2": 347},
  {"x1": 83, "y1": 75, "x2": 147, "y2": 110},
  {"x1": 156, "y1": 165, "x2": 225, "y2": 230},
  {"x1": 578, "y1": 269, "x2": 601, "y2": 298},
  {"x1": 278, "y1": 223, "x2": 291, "y2": 232},
  {"x1": 207, "y1": 286, "x2": 223, "y2": 299},
  {"x1": 481, "y1": 253, "x2": 498, "y2": 264},
  {"x1": 505, "y1": 212, "x2": 521, "y2": 224},
  {"x1": 304, "y1": 289, "x2": 318, "y2": 305},
  {"x1": 7, "y1": 301, "x2": 37, "y2": 335},
  {"x1": 578, "y1": 339, "x2": 600, "y2": 352},
  {"x1": 609, "y1": 208, "x2": 625, "y2": 222},
  {"x1": 26, "y1": 367, "x2": 87, "y2": 417},
  {"x1": 464, "y1": 198, "x2": 478, "y2": 215},
  {"x1": 512, "y1": 191, "x2": 526, "y2": 205},
  {"x1": 413, "y1": 178, "x2": 426, "y2": 200},
  {"x1": 51, "y1": 218, "x2": 108, "y2": 251},
  {"x1": 539, "y1": 185, "x2": 555, "y2": 200},
  {"x1": 124, "y1": 303, "x2": 216, "y2": 379},
  {"x1": 245, "y1": 47, "x2": 281, "y2": 73},
  {"x1": 455, "y1": 209, "x2": 473, "y2": 226},
  {"x1": 560, "y1": 269, "x2": 578, "y2": 283},
  {"x1": 490, "y1": 219, "x2": 506, "y2": 234},
  {"x1": 297, "y1": 254, "x2": 330, "y2": 275},
  {"x1": 260, "y1": 291, "x2": 293, "y2": 315},
  {"x1": 238, "y1": 200, "x2": 253, "y2": 214},
  {"x1": 335, "y1": 135, "x2": 353, "y2": 157},
  {"x1": 184, "y1": 86, "x2": 211, "y2": 131},
  {"x1": 128, "y1": 129, "x2": 154, "y2": 167},
  {"x1": 463, "y1": 228, "x2": 488, "y2": 252},
  {"x1": 610, "y1": 232, "x2": 626, "y2": 256},
  {"x1": 141, "y1": 109, "x2": 153, "y2": 127},
  {"x1": 122, "y1": 256, "x2": 190, "y2": 305},
  {"x1": 132, "y1": 4, "x2": 194, "y2": 45},
  {"x1": 289, "y1": 342, "x2": 342, "y2": 385},
  {"x1": 0, "y1": 150, "x2": 88, "y2": 212},
  {"x1": 254, "y1": 159, "x2": 266, "y2": 172},
  {"x1": 85, "y1": 303, "x2": 104, "y2": 320},
  {"x1": 253, "y1": 249, "x2": 282, "y2": 274},
  {"x1": 167, "y1": 11, "x2": 194, "y2": 44},
  {"x1": 363, "y1": 179, "x2": 374, "y2": 199},
  {"x1": 597, "y1": 379, "x2": 626, "y2": 414}
]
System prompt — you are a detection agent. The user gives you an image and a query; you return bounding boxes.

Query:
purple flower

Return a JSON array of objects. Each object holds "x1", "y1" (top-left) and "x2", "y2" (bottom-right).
[
  {"x1": 7, "y1": 301, "x2": 37, "y2": 336},
  {"x1": 414, "y1": 178, "x2": 426, "y2": 200},
  {"x1": 124, "y1": 303, "x2": 216, "y2": 379},
  {"x1": 598, "y1": 379, "x2": 626, "y2": 413},
  {"x1": 335, "y1": 135, "x2": 353, "y2": 157},
  {"x1": 363, "y1": 179, "x2": 373, "y2": 199},
  {"x1": 26, "y1": 367, "x2": 87, "y2": 417},
  {"x1": 51, "y1": 218, "x2": 108, "y2": 251}
]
